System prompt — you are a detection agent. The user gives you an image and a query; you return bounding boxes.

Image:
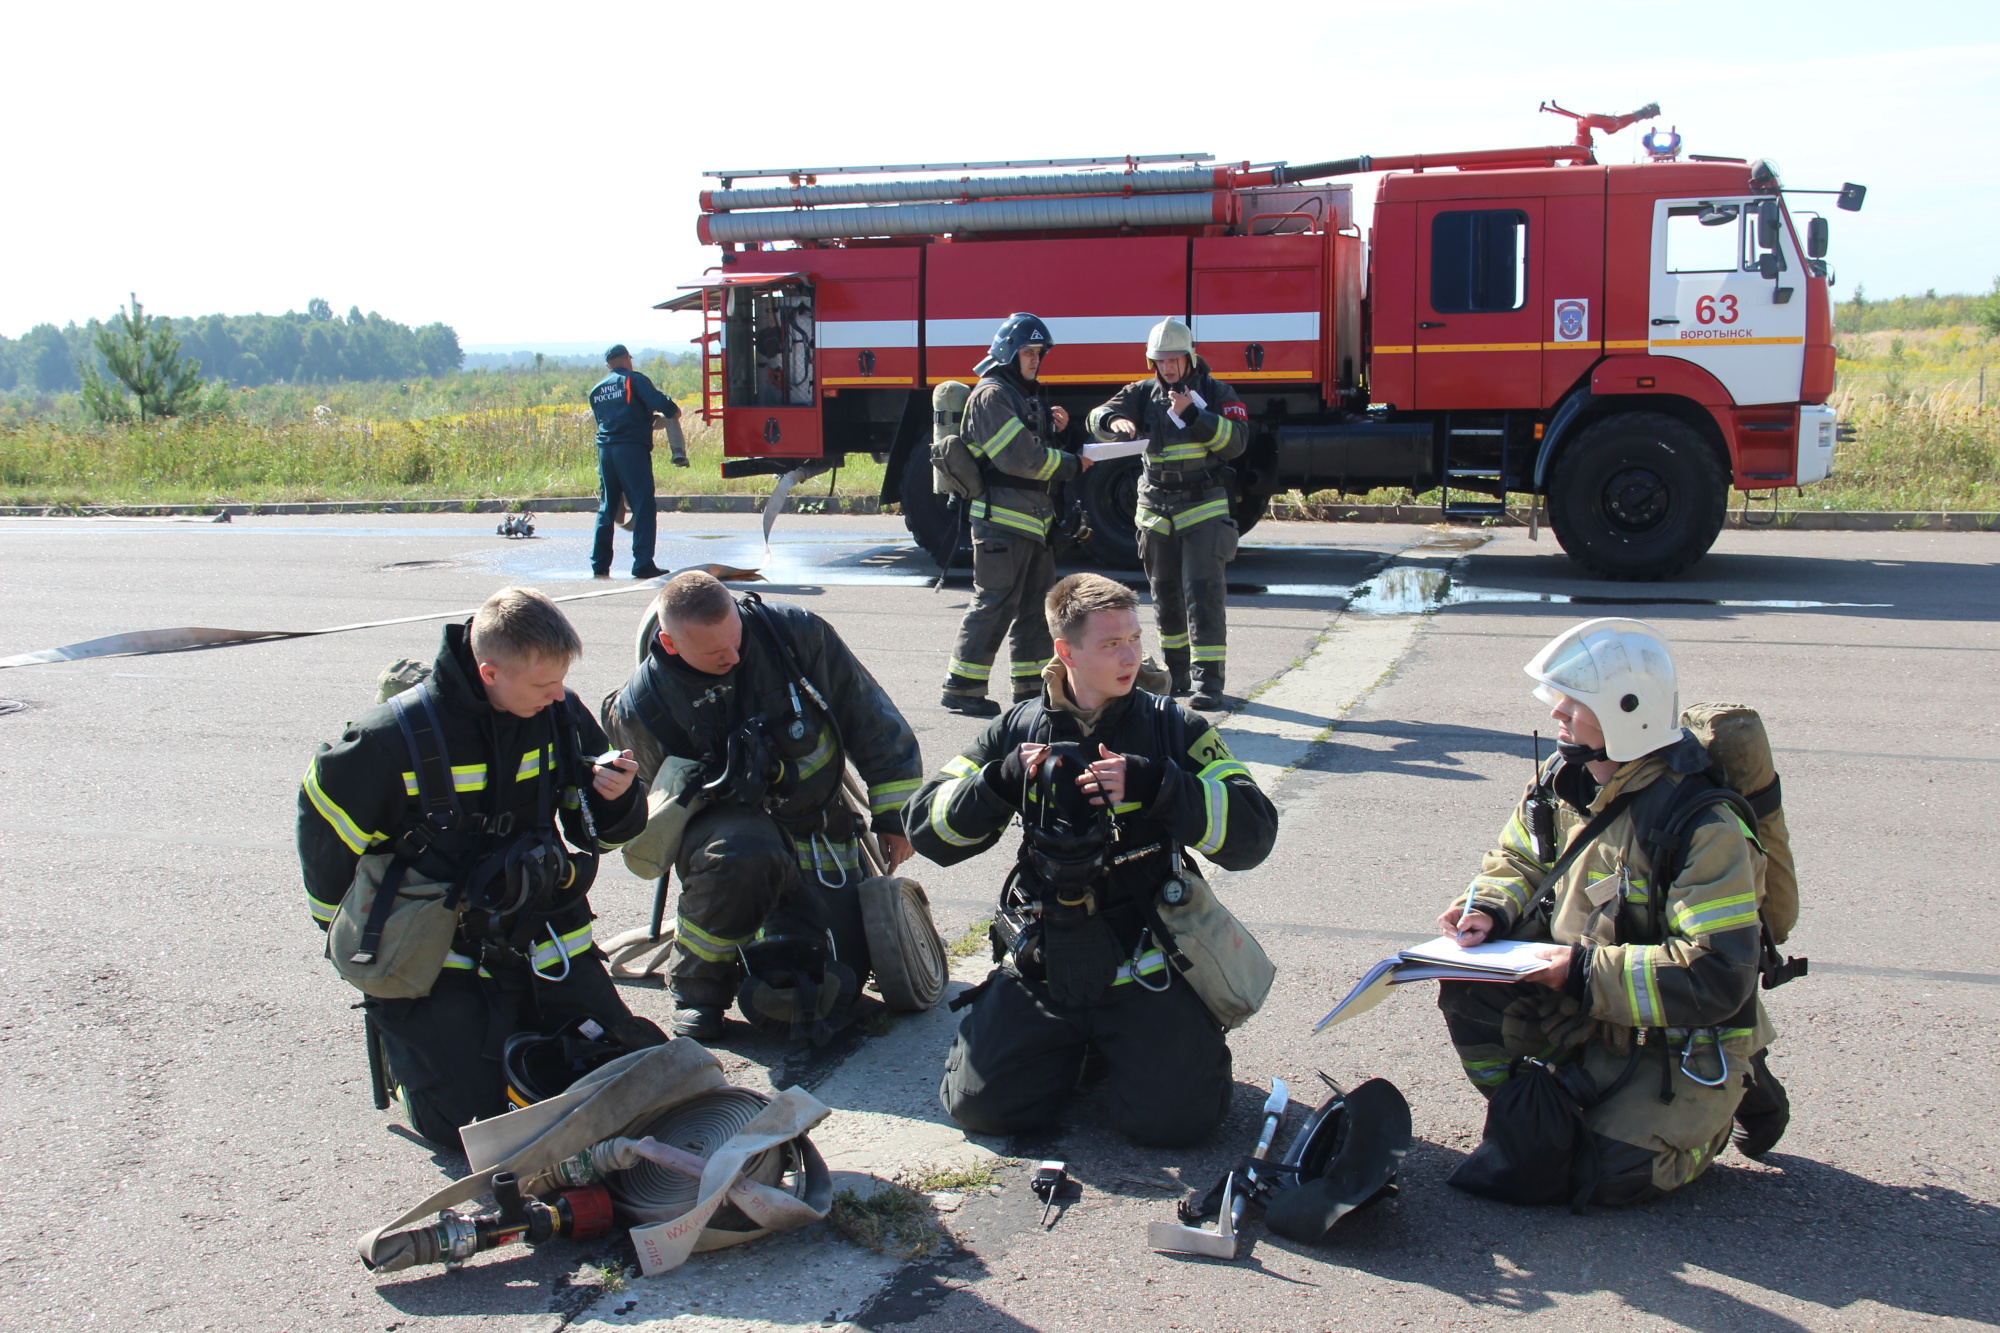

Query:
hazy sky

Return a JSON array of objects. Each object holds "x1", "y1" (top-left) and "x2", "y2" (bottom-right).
[{"x1": 6, "y1": 0, "x2": 1994, "y2": 348}]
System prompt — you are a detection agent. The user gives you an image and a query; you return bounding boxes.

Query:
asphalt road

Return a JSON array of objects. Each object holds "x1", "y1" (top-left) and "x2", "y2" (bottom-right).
[{"x1": 0, "y1": 512, "x2": 1994, "y2": 1333}]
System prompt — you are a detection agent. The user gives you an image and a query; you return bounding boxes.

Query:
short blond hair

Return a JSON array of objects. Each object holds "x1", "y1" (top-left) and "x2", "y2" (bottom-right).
[
  {"x1": 469, "y1": 586, "x2": 582, "y2": 665},
  {"x1": 1046, "y1": 572, "x2": 1138, "y2": 642},
  {"x1": 652, "y1": 570, "x2": 735, "y2": 629}
]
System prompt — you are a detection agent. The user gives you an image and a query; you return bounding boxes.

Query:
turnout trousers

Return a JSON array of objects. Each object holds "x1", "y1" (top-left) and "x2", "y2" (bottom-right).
[
  {"x1": 943, "y1": 521, "x2": 1057, "y2": 702},
  {"x1": 1437, "y1": 979, "x2": 1751, "y2": 1205},
  {"x1": 940, "y1": 966, "x2": 1232, "y2": 1148},
  {"x1": 368, "y1": 946, "x2": 636, "y2": 1153},
  {"x1": 593, "y1": 444, "x2": 657, "y2": 576},
  {"x1": 668, "y1": 804, "x2": 836, "y2": 1009},
  {"x1": 1138, "y1": 515, "x2": 1236, "y2": 693}
]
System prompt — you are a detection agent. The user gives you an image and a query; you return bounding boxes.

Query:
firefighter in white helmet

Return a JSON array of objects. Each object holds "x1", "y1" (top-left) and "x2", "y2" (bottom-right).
[
  {"x1": 1433, "y1": 618, "x2": 1786, "y2": 1206},
  {"x1": 1086, "y1": 319, "x2": 1249, "y2": 708}
]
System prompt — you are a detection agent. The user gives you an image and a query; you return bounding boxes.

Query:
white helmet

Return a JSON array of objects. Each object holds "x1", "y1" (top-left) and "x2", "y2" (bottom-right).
[
  {"x1": 1523, "y1": 618, "x2": 1683, "y2": 762},
  {"x1": 1146, "y1": 318, "x2": 1195, "y2": 363}
]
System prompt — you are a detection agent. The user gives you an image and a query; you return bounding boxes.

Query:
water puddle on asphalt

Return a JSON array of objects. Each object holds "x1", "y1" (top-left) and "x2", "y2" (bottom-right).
[{"x1": 1340, "y1": 565, "x2": 1888, "y2": 614}]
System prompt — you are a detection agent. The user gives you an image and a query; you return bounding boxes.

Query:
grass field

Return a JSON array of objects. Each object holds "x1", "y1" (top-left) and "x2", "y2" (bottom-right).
[{"x1": 2, "y1": 336, "x2": 1994, "y2": 511}]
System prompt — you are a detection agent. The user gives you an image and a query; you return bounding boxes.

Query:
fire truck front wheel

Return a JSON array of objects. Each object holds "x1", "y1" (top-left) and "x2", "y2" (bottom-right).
[
  {"x1": 1547, "y1": 412, "x2": 1728, "y2": 581},
  {"x1": 1073, "y1": 457, "x2": 1144, "y2": 569}
]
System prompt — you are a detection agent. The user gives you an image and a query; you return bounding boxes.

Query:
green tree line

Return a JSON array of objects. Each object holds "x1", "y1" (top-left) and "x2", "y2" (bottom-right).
[
  {"x1": 1836, "y1": 283, "x2": 2000, "y2": 335},
  {"x1": 0, "y1": 299, "x2": 462, "y2": 393}
]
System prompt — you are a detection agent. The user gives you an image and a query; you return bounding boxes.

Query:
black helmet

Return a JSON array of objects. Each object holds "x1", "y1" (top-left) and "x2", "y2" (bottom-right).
[
  {"x1": 501, "y1": 1014, "x2": 667, "y2": 1107},
  {"x1": 735, "y1": 930, "x2": 855, "y2": 1047},
  {"x1": 975, "y1": 313, "x2": 1056, "y2": 375},
  {"x1": 1263, "y1": 1078, "x2": 1412, "y2": 1245}
]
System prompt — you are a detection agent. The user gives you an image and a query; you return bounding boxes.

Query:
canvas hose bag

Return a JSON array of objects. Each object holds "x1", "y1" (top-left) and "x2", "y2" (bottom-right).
[
  {"x1": 618, "y1": 756, "x2": 711, "y2": 881},
  {"x1": 360, "y1": 1040, "x2": 831, "y2": 1278},
  {"x1": 1148, "y1": 859, "x2": 1275, "y2": 1030},
  {"x1": 328, "y1": 854, "x2": 464, "y2": 999}
]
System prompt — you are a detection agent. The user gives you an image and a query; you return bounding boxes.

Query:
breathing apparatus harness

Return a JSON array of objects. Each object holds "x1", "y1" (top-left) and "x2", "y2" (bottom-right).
[
  {"x1": 373, "y1": 680, "x2": 599, "y2": 980},
  {"x1": 1513, "y1": 735, "x2": 1798, "y2": 1107},
  {"x1": 980, "y1": 693, "x2": 1193, "y2": 1011}
]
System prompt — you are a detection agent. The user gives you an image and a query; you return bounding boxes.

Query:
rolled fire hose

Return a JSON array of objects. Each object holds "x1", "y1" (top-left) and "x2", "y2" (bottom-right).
[{"x1": 605, "y1": 1089, "x2": 798, "y2": 1230}]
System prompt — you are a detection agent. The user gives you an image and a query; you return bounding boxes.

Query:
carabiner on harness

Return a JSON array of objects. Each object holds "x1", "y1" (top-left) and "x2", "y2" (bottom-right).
[
  {"x1": 528, "y1": 920, "x2": 575, "y2": 984},
  {"x1": 1678, "y1": 1027, "x2": 1730, "y2": 1087},
  {"x1": 809, "y1": 830, "x2": 848, "y2": 890},
  {"x1": 1127, "y1": 928, "x2": 1171, "y2": 993}
]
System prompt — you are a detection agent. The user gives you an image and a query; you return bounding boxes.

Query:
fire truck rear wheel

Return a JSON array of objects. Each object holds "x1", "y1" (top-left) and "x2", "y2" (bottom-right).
[
  {"x1": 1073, "y1": 457, "x2": 1143, "y2": 569},
  {"x1": 1547, "y1": 412, "x2": 1727, "y2": 581}
]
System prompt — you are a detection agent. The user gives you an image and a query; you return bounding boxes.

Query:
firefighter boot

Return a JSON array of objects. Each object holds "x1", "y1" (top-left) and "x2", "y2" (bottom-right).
[
  {"x1": 1732, "y1": 1048, "x2": 1790, "y2": 1158},
  {"x1": 1190, "y1": 667, "x2": 1226, "y2": 711}
]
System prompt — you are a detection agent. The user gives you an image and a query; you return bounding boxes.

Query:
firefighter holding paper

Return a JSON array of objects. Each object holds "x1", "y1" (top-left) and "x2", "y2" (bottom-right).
[
  {"x1": 1086, "y1": 319, "x2": 1248, "y2": 708},
  {"x1": 1436, "y1": 619, "x2": 1789, "y2": 1206}
]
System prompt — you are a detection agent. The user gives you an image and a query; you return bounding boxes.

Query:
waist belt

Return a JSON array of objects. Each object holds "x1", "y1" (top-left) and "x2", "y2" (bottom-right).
[
  {"x1": 1144, "y1": 465, "x2": 1223, "y2": 491},
  {"x1": 985, "y1": 476, "x2": 1053, "y2": 494}
]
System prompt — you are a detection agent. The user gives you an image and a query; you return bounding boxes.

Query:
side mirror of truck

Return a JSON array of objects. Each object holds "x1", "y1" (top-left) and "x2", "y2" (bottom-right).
[
  {"x1": 1756, "y1": 200, "x2": 1781, "y2": 250},
  {"x1": 1807, "y1": 217, "x2": 1828, "y2": 259},
  {"x1": 1757, "y1": 252, "x2": 1787, "y2": 280},
  {"x1": 1836, "y1": 183, "x2": 1866, "y2": 212}
]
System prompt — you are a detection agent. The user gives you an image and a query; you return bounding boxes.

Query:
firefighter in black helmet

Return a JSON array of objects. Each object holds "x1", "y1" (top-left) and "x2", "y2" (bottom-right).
[
  {"x1": 1087, "y1": 319, "x2": 1249, "y2": 709},
  {"x1": 939, "y1": 313, "x2": 1092, "y2": 717}
]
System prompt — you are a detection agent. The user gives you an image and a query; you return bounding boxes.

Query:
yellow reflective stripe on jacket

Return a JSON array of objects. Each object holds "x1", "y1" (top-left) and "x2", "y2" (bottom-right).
[
  {"x1": 531, "y1": 922, "x2": 594, "y2": 970},
  {"x1": 401, "y1": 763, "x2": 488, "y2": 797},
  {"x1": 1154, "y1": 442, "x2": 1211, "y2": 463},
  {"x1": 1669, "y1": 891, "x2": 1760, "y2": 937},
  {"x1": 1030, "y1": 448, "x2": 1064, "y2": 481},
  {"x1": 303, "y1": 757, "x2": 385, "y2": 855},
  {"x1": 1112, "y1": 948, "x2": 1169, "y2": 985},
  {"x1": 1498, "y1": 812, "x2": 1547, "y2": 870},
  {"x1": 785, "y1": 831, "x2": 863, "y2": 876},
  {"x1": 676, "y1": 915, "x2": 751, "y2": 963},
  {"x1": 794, "y1": 727, "x2": 838, "y2": 783},
  {"x1": 1135, "y1": 506, "x2": 1174, "y2": 536},
  {"x1": 1174, "y1": 497, "x2": 1231, "y2": 529},
  {"x1": 1469, "y1": 872, "x2": 1530, "y2": 914},
  {"x1": 1193, "y1": 759, "x2": 1235, "y2": 855},
  {"x1": 516, "y1": 747, "x2": 554, "y2": 782},
  {"x1": 307, "y1": 892, "x2": 340, "y2": 925},
  {"x1": 440, "y1": 949, "x2": 477, "y2": 970},
  {"x1": 1624, "y1": 947, "x2": 1666, "y2": 1027},
  {"x1": 868, "y1": 778, "x2": 921, "y2": 813},
  {"x1": 969, "y1": 499, "x2": 1051, "y2": 539},
  {"x1": 927, "y1": 756, "x2": 986, "y2": 848},
  {"x1": 1460, "y1": 1055, "x2": 1511, "y2": 1087},
  {"x1": 971, "y1": 416, "x2": 1024, "y2": 459}
]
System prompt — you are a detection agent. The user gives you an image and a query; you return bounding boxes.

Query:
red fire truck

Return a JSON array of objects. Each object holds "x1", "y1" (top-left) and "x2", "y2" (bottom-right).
[{"x1": 658, "y1": 103, "x2": 1863, "y2": 579}]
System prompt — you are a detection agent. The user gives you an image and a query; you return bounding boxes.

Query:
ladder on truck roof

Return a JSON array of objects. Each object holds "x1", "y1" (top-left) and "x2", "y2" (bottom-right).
[{"x1": 1440, "y1": 413, "x2": 1514, "y2": 522}]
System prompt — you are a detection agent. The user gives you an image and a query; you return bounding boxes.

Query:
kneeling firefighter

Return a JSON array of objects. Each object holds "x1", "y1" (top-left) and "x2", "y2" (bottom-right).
[
  {"x1": 909, "y1": 573, "x2": 1279, "y2": 1148},
  {"x1": 601, "y1": 572, "x2": 925, "y2": 1042},
  {"x1": 1436, "y1": 618, "x2": 1795, "y2": 1208},
  {"x1": 298, "y1": 587, "x2": 662, "y2": 1153}
]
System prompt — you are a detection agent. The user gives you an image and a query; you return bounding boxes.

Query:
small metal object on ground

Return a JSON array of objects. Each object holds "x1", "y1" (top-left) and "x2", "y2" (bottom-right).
[{"x1": 1031, "y1": 1161, "x2": 1068, "y2": 1229}]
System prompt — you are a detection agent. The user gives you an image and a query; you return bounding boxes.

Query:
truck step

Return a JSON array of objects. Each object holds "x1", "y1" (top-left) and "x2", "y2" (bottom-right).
[
  {"x1": 1447, "y1": 428, "x2": 1505, "y2": 436},
  {"x1": 1442, "y1": 502, "x2": 1508, "y2": 516}
]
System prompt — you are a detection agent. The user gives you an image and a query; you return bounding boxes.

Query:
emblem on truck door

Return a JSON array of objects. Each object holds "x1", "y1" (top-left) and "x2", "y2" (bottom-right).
[{"x1": 1554, "y1": 299, "x2": 1590, "y2": 343}]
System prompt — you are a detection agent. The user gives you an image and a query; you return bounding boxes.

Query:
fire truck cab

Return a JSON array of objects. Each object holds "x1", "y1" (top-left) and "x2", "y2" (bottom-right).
[{"x1": 664, "y1": 118, "x2": 1858, "y2": 579}]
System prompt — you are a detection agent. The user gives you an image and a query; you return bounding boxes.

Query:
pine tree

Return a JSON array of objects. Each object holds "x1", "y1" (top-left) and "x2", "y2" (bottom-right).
[{"x1": 79, "y1": 293, "x2": 206, "y2": 423}]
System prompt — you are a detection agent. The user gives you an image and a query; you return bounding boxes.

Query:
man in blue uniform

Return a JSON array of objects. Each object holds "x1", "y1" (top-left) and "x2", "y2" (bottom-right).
[{"x1": 588, "y1": 344, "x2": 686, "y2": 580}]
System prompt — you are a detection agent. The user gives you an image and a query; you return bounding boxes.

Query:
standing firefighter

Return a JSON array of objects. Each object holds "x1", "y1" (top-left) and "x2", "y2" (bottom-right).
[
  {"x1": 587, "y1": 344, "x2": 685, "y2": 581},
  {"x1": 1087, "y1": 318, "x2": 1248, "y2": 707},
  {"x1": 1436, "y1": 618, "x2": 1791, "y2": 1208},
  {"x1": 298, "y1": 588, "x2": 658, "y2": 1152},
  {"x1": 910, "y1": 574, "x2": 1278, "y2": 1146},
  {"x1": 939, "y1": 313, "x2": 1088, "y2": 717},
  {"x1": 602, "y1": 572, "x2": 923, "y2": 1041}
]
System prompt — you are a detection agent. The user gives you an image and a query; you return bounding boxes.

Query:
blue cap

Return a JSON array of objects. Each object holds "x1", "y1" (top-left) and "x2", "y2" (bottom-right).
[{"x1": 605, "y1": 344, "x2": 630, "y2": 362}]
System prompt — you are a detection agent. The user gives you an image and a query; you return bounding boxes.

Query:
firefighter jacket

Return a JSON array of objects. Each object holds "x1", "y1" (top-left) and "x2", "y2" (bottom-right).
[
  {"x1": 297, "y1": 621, "x2": 648, "y2": 973},
  {"x1": 600, "y1": 597, "x2": 923, "y2": 840},
  {"x1": 906, "y1": 662, "x2": 1277, "y2": 957},
  {"x1": 962, "y1": 364, "x2": 1079, "y2": 543},
  {"x1": 589, "y1": 367, "x2": 681, "y2": 449},
  {"x1": 1457, "y1": 735, "x2": 1771, "y2": 1059},
  {"x1": 1087, "y1": 362, "x2": 1248, "y2": 535}
]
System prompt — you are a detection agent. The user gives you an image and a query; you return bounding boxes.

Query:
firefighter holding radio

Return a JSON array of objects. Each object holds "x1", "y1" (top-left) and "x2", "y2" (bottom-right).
[
  {"x1": 1088, "y1": 319, "x2": 1248, "y2": 709},
  {"x1": 911, "y1": 574, "x2": 1277, "y2": 1147},
  {"x1": 939, "y1": 313, "x2": 1090, "y2": 717}
]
